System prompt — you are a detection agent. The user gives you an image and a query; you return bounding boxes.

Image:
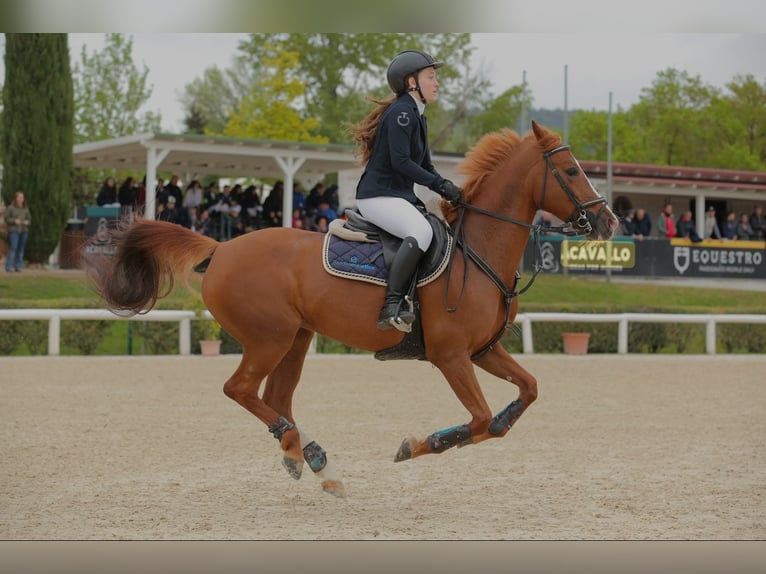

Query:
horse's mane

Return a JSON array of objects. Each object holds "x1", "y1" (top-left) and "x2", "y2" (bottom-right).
[{"x1": 441, "y1": 126, "x2": 562, "y2": 223}]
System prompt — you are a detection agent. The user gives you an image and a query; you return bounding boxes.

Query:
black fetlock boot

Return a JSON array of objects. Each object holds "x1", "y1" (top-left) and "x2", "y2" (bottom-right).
[{"x1": 377, "y1": 237, "x2": 424, "y2": 331}]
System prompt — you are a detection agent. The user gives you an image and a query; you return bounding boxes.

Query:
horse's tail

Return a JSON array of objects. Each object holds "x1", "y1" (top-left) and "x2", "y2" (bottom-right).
[{"x1": 83, "y1": 219, "x2": 219, "y2": 315}]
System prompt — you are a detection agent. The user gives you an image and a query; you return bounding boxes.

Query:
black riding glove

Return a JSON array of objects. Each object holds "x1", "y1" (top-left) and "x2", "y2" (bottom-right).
[{"x1": 438, "y1": 179, "x2": 462, "y2": 204}]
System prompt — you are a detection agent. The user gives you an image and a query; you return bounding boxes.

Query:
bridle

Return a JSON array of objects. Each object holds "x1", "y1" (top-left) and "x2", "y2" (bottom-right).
[
  {"x1": 444, "y1": 144, "x2": 608, "y2": 360},
  {"x1": 541, "y1": 145, "x2": 608, "y2": 236}
]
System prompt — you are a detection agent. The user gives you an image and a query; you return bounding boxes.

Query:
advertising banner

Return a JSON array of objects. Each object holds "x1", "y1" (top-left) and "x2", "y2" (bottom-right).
[{"x1": 524, "y1": 236, "x2": 766, "y2": 279}]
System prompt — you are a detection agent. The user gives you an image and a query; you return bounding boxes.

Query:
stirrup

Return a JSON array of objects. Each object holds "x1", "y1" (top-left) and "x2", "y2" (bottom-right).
[
  {"x1": 376, "y1": 298, "x2": 414, "y2": 333},
  {"x1": 378, "y1": 315, "x2": 413, "y2": 333}
]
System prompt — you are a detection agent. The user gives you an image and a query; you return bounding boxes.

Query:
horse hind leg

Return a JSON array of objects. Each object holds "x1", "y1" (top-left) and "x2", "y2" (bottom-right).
[{"x1": 262, "y1": 328, "x2": 347, "y2": 498}]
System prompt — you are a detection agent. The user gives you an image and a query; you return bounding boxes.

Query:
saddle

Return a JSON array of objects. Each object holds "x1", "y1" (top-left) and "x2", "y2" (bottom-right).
[
  {"x1": 323, "y1": 208, "x2": 453, "y2": 287},
  {"x1": 322, "y1": 208, "x2": 454, "y2": 361}
]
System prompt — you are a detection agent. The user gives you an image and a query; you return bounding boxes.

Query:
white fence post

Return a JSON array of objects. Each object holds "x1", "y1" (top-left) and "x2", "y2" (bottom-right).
[
  {"x1": 706, "y1": 320, "x2": 717, "y2": 355},
  {"x1": 618, "y1": 318, "x2": 629, "y2": 354},
  {"x1": 48, "y1": 315, "x2": 61, "y2": 356}
]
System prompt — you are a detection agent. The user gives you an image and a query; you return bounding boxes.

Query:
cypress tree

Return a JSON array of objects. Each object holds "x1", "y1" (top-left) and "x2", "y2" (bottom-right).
[{"x1": 2, "y1": 33, "x2": 73, "y2": 264}]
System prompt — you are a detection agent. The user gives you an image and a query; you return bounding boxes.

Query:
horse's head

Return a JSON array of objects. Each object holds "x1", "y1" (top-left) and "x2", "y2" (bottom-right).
[{"x1": 531, "y1": 121, "x2": 619, "y2": 240}]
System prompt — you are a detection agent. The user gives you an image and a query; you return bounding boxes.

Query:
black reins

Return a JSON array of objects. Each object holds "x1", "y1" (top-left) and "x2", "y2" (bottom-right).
[{"x1": 443, "y1": 144, "x2": 607, "y2": 360}]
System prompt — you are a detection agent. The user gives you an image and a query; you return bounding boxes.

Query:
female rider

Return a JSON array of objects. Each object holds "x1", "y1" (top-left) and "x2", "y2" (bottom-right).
[{"x1": 351, "y1": 49, "x2": 462, "y2": 331}]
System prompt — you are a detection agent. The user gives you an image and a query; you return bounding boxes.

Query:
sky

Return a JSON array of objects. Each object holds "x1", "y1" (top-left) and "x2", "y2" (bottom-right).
[{"x1": 48, "y1": 32, "x2": 765, "y2": 134}]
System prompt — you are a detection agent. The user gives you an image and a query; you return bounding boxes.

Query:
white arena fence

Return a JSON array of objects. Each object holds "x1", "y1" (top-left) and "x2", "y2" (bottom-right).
[{"x1": 1, "y1": 309, "x2": 766, "y2": 356}]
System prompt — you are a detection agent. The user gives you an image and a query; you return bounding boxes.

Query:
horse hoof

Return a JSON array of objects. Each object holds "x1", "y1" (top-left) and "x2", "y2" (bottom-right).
[
  {"x1": 322, "y1": 480, "x2": 347, "y2": 498},
  {"x1": 394, "y1": 437, "x2": 415, "y2": 462},
  {"x1": 282, "y1": 455, "x2": 303, "y2": 480}
]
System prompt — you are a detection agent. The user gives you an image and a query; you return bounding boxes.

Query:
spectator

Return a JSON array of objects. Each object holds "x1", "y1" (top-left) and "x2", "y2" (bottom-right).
[
  {"x1": 721, "y1": 210, "x2": 738, "y2": 240},
  {"x1": 313, "y1": 214, "x2": 330, "y2": 233},
  {"x1": 203, "y1": 182, "x2": 219, "y2": 212},
  {"x1": 619, "y1": 209, "x2": 636, "y2": 236},
  {"x1": 633, "y1": 208, "x2": 651, "y2": 240},
  {"x1": 118, "y1": 176, "x2": 137, "y2": 215},
  {"x1": 158, "y1": 195, "x2": 184, "y2": 225},
  {"x1": 307, "y1": 182, "x2": 340, "y2": 218},
  {"x1": 135, "y1": 175, "x2": 147, "y2": 214},
  {"x1": 306, "y1": 182, "x2": 326, "y2": 218},
  {"x1": 292, "y1": 207, "x2": 307, "y2": 229},
  {"x1": 160, "y1": 175, "x2": 183, "y2": 208},
  {"x1": 242, "y1": 184, "x2": 263, "y2": 230},
  {"x1": 193, "y1": 208, "x2": 215, "y2": 237},
  {"x1": 657, "y1": 202, "x2": 676, "y2": 238},
  {"x1": 183, "y1": 179, "x2": 203, "y2": 211},
  {"x1": 736, "y1": 213, "x2": 754, "y2": 240},
  {"x1": 96, "y1": 176, "x2": 119, "y2": 206},
  {"x1": 704, "y1": 206, "x2": 721, "y2": 239},
  {"x1": 292, "y1": 182, "x2": 307, "y2": 217},
  {"x1": 315, "y1": 198, "x2": 338, "y2": 223},
  {"x1": 749, "y1": 205, "x2": 764, "y2": 240},
  {"x1": 676, "y1": 210, "x2": 702, "y2": 242},
  {"x1": 227, "y1": 203, "x2": 246, "y2": 238},
  {"x1": 262, "y1": 181, "x2": 284, "y2": 227},
  {"x1": 325, "y1": 183, "x2": 340, "y2": 213},
  {"x1": 4, "y1": 191, "x2": 31, "y2": 272}
]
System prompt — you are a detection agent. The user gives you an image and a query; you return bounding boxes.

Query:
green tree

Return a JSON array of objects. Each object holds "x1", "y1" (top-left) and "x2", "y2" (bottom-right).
[
  {"x1": 179, "y1": 63, "x2": 250, "y2": 135},
  {"x1": 72, "y1": 33, "x2": 161, "y2": 143},
  {"x1": 222, "y1": 44, "x2": 327, "y2": 143},
  {"x1": 71, "y1": 33, "x2": 161, "y2": 205},
  {"x1": 2, "y1": 33, "x2": 73, "y2": 263},
  {"x1": 625, "y1": 68, "x2": 716, "y2": 166},
  {"x1": 706, "y1": 74, "x2": 766, "y2": 170},
  {"x1": 236, "y1": 33, "x2": 475, "y2": 144}
]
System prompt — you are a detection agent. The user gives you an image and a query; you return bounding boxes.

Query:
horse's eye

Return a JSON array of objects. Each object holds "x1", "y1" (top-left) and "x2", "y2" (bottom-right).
[{"x1": 565, "y1": 167, "x2": 579, "y2": 177}]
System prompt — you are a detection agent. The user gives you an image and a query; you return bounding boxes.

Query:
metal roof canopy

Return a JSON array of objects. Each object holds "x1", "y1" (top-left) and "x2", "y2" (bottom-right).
[{"x1": 72, "y1": 132, "x2": 362, "y2": 226}]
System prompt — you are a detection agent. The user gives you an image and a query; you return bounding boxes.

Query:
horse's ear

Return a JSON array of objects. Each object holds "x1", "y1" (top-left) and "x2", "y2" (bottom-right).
[{"x1": 531, "y1": 120, "x2": 545, "y2": 141}]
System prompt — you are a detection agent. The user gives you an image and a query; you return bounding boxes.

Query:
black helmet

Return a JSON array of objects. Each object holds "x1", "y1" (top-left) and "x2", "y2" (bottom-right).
[{"x1": 386, "y1": 50, "x2": 444, "y2": 94}]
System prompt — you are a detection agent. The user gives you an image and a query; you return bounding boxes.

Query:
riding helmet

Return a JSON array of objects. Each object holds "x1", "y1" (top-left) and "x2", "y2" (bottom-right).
[{"x1": 386, "y1": 50, "x2": 444, "y2": 94}]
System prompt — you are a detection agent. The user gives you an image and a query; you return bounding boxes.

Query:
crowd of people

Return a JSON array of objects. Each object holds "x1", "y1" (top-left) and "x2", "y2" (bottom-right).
[
  {"x1": 95, "y1": 174, "x2": 342, "y2": 241},
  {"x1": 618, "y1": 202, "x2": 766, "y2": 242}
]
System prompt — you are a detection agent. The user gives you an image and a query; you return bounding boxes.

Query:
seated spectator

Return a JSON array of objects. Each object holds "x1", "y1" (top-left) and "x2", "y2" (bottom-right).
[
  {"x1": 748, "y1": 206, "x2": 764, "y2": 240},
  {"x1": 704, "y1": 206, "x2": 721, "y2": 239},
  {"x1": 228, "y1": 204, "x2": 246, "y2": 238},
  {"x1": 315, "y1": 199, "x2": 338, "y2": 223},
  {"x1": 157, "y1": 195, "x2": 181, "y2": 224},
  {"x1": 736, "y1": 213, "x2": 754, "y2": 240},
  {"x1": 193, "y1": 208, "x2": 215, "y2": 237},
  {"x1": 721, "y1": 211, "x2": 738, "y2": 240},
  {"x1": 313, "y1": 214, "x2": 330, "y2": 233},
  {"x1": 676, "y1": 210, "x2": 702, "y2": 243},
  {"x1": 632, "y1": 208, "x2": 651, "y2": 240}
]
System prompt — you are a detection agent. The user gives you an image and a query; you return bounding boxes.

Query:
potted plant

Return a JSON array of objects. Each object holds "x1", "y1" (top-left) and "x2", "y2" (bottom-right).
[
  {"x1": 562, "y1": 331, "x2": 590, "y2": 355},
  {"x1": 185, "y1": 296, "x2": 222, "y2": 356}
]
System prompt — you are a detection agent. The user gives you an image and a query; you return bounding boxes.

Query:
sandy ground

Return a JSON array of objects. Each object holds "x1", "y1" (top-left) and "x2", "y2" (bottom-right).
[{"x1": 1, "y1": 353, "x2": 764, "y2": 540}]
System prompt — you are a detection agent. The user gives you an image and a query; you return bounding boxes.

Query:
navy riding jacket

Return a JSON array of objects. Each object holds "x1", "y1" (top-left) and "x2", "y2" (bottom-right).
[{"x1": 355, "y1": 94, "x2": 444, "y2": 204}]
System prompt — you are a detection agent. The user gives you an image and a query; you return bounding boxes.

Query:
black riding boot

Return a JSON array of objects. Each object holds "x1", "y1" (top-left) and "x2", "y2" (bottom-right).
[{"x1": 377, "y1": 236, "x2": 424, "y2": 331}]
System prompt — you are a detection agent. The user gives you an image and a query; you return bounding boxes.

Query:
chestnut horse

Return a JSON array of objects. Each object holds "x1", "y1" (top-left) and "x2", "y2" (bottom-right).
[{"x1": 84, "y1": 121, "x2": 618, "y2": 497}]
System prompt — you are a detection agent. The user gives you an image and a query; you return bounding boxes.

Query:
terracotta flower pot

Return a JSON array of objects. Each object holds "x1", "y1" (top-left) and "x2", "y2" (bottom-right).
[
  {"x1": 562, "y1": 332, "x2": 590, "y2": 355},
  {"x1": 200, "y1": 339, "x2": 222, "y2": 357}
]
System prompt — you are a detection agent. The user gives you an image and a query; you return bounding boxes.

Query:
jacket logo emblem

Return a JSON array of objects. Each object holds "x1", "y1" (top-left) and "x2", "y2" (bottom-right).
[{"x1": 396, "y1": 112, "x2": 410, "y2": 127}]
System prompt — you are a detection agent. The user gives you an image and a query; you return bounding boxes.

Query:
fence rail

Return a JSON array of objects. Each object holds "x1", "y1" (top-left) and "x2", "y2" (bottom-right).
[{"x1": 1, "y1": 309, "x2": 765, "y2": 356}]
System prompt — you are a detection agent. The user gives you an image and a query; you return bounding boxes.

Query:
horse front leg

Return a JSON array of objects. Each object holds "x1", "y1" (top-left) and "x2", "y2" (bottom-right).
[
  {"x1": 470, "y1": 343, "x2": 538, "y2": 444},
  {"x1": 394, "y1": 354, "x2": 493, "y2": 462}
]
